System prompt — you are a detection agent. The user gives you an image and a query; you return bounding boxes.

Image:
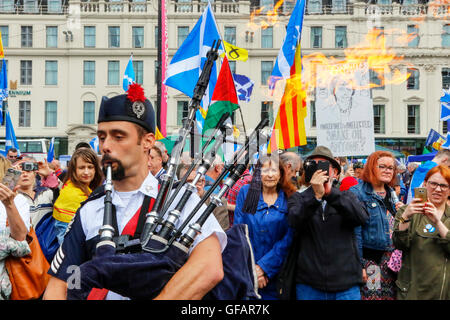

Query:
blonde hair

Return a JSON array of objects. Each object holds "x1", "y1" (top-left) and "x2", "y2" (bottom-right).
[{"x1": 0, "y1": 156, "x2": 11, "y2": 181}]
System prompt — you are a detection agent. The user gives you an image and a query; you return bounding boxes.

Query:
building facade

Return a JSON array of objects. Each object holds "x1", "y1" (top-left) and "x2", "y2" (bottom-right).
[{"x1": 0, "y1": 0, "x2": 449, "y2": 157}]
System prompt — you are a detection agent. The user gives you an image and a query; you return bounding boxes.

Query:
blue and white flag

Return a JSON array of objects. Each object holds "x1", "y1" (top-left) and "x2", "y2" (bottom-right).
[
  {"x1": 89, "y1": 136, "x2": 100, "y2": 154},
  {"x1": 425, "y1": 128, "x2": 444, "y2": 147},
  {"x1": 47, "y1": 137, "x2": 55, "y2": 162},
  {"x1": 0, "y1": 59, "x2": 8, "y2": 122},
  {"x1": 441, "y1": 89, "x2": 450, "y2": 121},
  {"x1": 440, "y1": 132, "x2": 450, "y2": 149},
  {"x1": 268, "y1": 0, "x2": 306, "y2": 91},
  {"x1": 5, "y1": 111, "x2": 20, "y2": 155},
  {"x1": 164, "y1": 2, "x2": 224, "y2": 131},
  {"x1": 123, "y1": 55, "x2": 135, "y2": 92},
  {"x1": 233, "y1": 73, "x2": 255, "y2": 103}
]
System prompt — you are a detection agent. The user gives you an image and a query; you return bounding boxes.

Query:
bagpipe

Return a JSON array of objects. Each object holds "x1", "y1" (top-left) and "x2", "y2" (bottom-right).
[{"x1": 67, "y1": 41, "x2": 269, "y2": 300}]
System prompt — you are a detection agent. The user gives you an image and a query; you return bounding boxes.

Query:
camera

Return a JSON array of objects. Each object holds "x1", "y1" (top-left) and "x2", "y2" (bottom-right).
[{"x1": 21, "y1": 162, "x2": 38, "y2": 172}]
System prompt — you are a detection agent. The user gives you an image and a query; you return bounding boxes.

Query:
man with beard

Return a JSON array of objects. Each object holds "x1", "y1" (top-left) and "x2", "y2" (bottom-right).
[{"x1": 43, "y1": 85, "x2": 226, "y2": 300}]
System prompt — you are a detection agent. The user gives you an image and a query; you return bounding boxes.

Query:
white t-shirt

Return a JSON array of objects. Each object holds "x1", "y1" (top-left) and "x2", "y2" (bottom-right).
[{"x1": 0, "y1": 193, "x2": 31, "y2": 232}]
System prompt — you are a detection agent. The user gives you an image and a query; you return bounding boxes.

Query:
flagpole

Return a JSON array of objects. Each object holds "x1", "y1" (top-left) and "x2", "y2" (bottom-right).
[
  {"x1": 238, "y1": 106, "x2": 246, "y2": 138},
  {"x1": 156, "y1": 0, "x2": 162, "y2": 131}
]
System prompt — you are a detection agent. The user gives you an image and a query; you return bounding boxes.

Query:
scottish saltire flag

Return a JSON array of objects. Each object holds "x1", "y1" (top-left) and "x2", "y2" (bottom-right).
[
  {"x1": 47, "y1": 137, "x2": 55, "y2": 162},
  {"x1": 5, "y1": 111, "x2": 20, "y2": 155},
  {"x1": 441, "y1": 89, "x2": 450, "y2": 121},
  {"x1": 0, "y1": 59, "x2": 7, "y2": 122},
  {"x1": 123, "y1": 56, "x2": 135, "y2": 92},
  {"x1": 268, "y1": 0, "x2": 306, "y2": 91},
  {"x1": 89, "y1": 136, "x2": 100, "y2": 154},
  {"x1": 164, "y1": 2, "x2": 224, "y2": 131},
  {"x1": 233, "y1": 73, "x2": 255, "y2": 102},
  {"x1": 425, "y1": 128, "x2": 444, "y2": 147}
]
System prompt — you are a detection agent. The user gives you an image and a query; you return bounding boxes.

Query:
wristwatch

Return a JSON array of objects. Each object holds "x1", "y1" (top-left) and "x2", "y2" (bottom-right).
[{"x1": 398, "y1": 216, "x2": 411, "y2": 224}]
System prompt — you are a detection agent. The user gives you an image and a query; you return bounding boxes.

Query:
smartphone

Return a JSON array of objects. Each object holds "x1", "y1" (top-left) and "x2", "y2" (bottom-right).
[
  {"x1": 2, "y1": 168, "x2": 22, "y2": 190},
  {"x1": 317, "y1": 160, "x2": 330, "y2": 176},
  {"x1": 304, "y1": 160, "x2": 317, "y2": 183},
  {"x1": 414, "y1": 187, "x2": 427, "y2": 203}
]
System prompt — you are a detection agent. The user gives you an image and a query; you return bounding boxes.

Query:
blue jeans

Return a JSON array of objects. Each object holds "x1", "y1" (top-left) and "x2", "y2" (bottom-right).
[
  {"x1": 54, "y1": 220, "x2": 69, "y2": 245},
  {"x1": 296, "y1": 284, "x2": 361, "y2": 300}
]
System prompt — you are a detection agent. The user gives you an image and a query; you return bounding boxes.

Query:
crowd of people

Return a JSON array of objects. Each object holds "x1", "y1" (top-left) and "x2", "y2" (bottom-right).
[{"x1": 0, "y1": 88, "x2": 448, "y2": 301}]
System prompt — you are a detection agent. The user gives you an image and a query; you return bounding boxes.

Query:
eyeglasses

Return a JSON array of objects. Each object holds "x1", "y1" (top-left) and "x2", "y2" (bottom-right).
[
  {"x1": 426, "y1": 181, "x2": 450, "y2": 191},
  {"x1": 377, "y1": 165, "x2": 395, "y2": 172},
  {"x1": 261, "y1": 168, "x2": 279, "y2": 175}
]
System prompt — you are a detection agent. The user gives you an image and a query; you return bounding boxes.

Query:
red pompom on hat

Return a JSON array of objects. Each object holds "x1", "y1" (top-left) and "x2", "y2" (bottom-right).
[
  {"x1": 127, "y1": 83, "x2": 146, "y2": 103},
  {"x1": 339, "y1": 176, "x2": 358, "y2": 191}
]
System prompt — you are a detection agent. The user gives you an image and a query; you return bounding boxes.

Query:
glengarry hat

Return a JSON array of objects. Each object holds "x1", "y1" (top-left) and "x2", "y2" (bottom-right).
[
  {"x1": 306, "y1": 145, "x2": 341, "y2": 175},
  {"x1": 98, "y1": 83, "x2": 155, "y2": 133}
]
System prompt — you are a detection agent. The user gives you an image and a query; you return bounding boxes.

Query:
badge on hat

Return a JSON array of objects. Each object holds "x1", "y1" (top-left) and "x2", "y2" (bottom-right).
[
  {"x1": 127, "y1": 83, "x2": 147, "y2": 120},
  {"x1": 132, "y1": 101, "x2": 145, "y2": 119}
]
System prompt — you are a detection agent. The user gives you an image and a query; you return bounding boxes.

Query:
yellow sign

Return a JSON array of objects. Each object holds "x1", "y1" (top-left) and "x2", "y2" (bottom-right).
[{"x1": 222, "y1": 40, "x2": 248, "y2": 62}]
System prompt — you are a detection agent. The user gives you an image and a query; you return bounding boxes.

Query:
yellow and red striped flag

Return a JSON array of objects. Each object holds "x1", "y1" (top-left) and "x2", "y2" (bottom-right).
[{"x1": 268, "y1": 43, "x2": 307, "y2": 153}]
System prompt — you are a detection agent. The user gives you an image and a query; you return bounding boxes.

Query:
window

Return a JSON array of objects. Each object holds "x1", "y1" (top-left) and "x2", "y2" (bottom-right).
[
  {"x1": 261, "y1": 27, "x2": 273, "y2": 48},
  {"x1": 45, "y1": 61, "x2": 58, "y2": 85},
  {"x1": 154, "y1": 60, "x2": 159, "y2": 84},
  {"x1": 133, "y1": 60, "x2": 143, "y2": 84},
  {"x1": 407, "y1": 104, "x2": 420, "y2": 134},
  {"x1": 331, "y1": 0, "x2": 346, "y2": 13},
  {"x1": 307, "y1": 0, "x2": 322, "y2": 14},
  {"x1": 224, "y1": 26, "x2": 236, "y2": 45},
  {"x1": 407, "y1": 68, "x2": 420, "y2": 90},
  {"x1": 311, "y1": 27, "x2": 322, "y2": 48},
  {"x1": 48, "y1": 0, "x2": 62, "y2": 13},
  {"x1": 260, "y1": 0, "x2": 273, "y2": 12},
  {"x1": 310, "y1": 101, "x2": 316, "y2": 127},
  {"x1": 19, "y1": 101, "x2": 31, "y2": 127},
  {"x1": 84, "y1": 26, "x2": 96, "y2": 48},
  {"x1": 107, "y1": 61, "x2": 120, "y2": 85},
  {"x1": 155, "y1": 26, "x2": 159, "y2": 48},
  {"x1": 261, "y1": 61, "x2": 273, "y2": 85},
  {"x1": 108, "y1": 26, "x2": 120, "y2": 48},
  {"x1": 443, "y1": 121, "x2": 448, "y2": 135},
  {"x1": 443, "y1": 24, "x2": 450, "y2": 48},
  {"x1": 0, "y1": 26, "x2": 8, "y2": 47},
  {"x1": 229, "y1": 61, "x2": 236, "y2": 74},
  {"x1": 21, "y1": 26, "x2": 33, "y2": 48},
  {"x1": 20, "y1": 60, "x2": 32, "y2": 85},
  {"x1": 443, "y1": 68, "x2": 450, "y2": 90},
  {"x1": 370, "y1": 69, "x2": 384, "y2": 90},
  {"x1": 46, "y1": 26, "x2": 58, "y2": 48},
  {"x1": 177, "y1": 100, "x2": 189, "y2": 126},
  {"x1": 45, "y1": 101, "x2": 57, "y2": 127},
  {"x1": 83, "y1": 101, "x2": 96, "y2": 125},
  {"x1": 261, "y1": 101, "x2": 274, "y2": 127},
  {"x1": 283, "y1": 0, "x2": 296, "y2": 13},
  {"x1": 23, "y1": 0, "x2": 38, "y2": 13},
  {"x1": 177, "y1": 26, "x2": 189, "y2": 47},
  {"x1": 83, "y1": 61, "x2": 95, "y2": 85},
  {"x1": 373, "y1": 105, "x2": 385, "y2": 134},
  {"x1": 0, "y1": 0, "x2": 15, "y2": 12},
  {"x1": 407, "y1": 25, "x2": 419, "y2": 48},
  {"x1": 335, "y1": 26, "x2": 347, "y2": 48},
  {"x1": 132, "y1": 26, "x2": 144, "y2": 48}
]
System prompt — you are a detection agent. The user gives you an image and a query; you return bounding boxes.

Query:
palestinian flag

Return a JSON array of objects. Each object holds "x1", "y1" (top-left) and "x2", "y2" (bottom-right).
[{"x1": 203, "y1": 56, "x2": 239, "y2": 134}]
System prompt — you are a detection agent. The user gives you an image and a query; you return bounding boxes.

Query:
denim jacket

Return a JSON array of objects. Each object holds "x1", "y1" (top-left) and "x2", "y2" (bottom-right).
[
  {"x1": 349, "y1": 181, "x2": 397, "y2": 252},
  {"x1": 234, "y1": 184, "x2": 293, "y2": 279}
]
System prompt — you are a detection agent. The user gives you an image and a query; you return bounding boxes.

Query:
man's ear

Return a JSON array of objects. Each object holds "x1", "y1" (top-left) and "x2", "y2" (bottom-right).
[{"x1": 143, "y1": 132, "x2": 156, "y2": 153}]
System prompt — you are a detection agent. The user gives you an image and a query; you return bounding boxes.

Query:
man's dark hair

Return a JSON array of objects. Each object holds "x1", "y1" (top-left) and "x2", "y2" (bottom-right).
[
  {"x1": 7, "y1": 148, "x2": 17, "y2": 154},
  {"x1": 75, "y1": 142, "x2": 91, "y2": 150}
]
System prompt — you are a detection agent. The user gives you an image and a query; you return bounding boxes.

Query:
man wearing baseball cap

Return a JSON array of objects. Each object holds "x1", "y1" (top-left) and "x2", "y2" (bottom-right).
[
  {"x1": 287, "y1": 145, "x2": 368, "y2": 300},
  {"x1": 43, "y1": 84, "x2": 226, "y2": 300}
]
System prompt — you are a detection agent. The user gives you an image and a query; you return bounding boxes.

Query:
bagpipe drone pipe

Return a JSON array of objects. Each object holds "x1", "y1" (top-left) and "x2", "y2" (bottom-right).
[{"x1": 66, "y1": 41, "x2": 269, "y2": 300}]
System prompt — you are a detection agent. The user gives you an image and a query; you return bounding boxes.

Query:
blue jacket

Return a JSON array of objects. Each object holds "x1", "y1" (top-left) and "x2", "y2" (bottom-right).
[
  {"x1": 349, "y1": 181, "x2": 397, "y2": 252},
  {"x1": 234, "y1": 184, "x2": 293, "y2": 279}
]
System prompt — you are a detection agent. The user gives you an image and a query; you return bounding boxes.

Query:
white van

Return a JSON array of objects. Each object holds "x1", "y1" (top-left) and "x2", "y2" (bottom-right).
[{"x1": 0, "y1": 138, "x2": 49, "y2": 162}]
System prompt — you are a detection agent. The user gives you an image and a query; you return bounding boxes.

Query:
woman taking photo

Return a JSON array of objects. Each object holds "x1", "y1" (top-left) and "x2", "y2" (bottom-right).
[
  {"x1": 349, "y1": 151, "x2": 403, "y2": 300},
  {"x1": 393, "y1": 165, "x2": 450, "y2": 300},
  {"x1": 234, "y1": 155, "x2": 296, "y2": 300},
  {"x1": 53, "y1": 148, "x2": 103, "y2": 244}
]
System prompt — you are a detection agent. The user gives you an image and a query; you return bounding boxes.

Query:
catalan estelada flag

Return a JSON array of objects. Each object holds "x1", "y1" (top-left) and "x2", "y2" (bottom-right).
[
  {"x1": 0, "y1": 30, "x2": 4, "y2": 59},
  {"x1": 268, "y1": 44, "x2": 307, "y2": 153},
  {"x1": 268, "y1": 0, "x2": 307, "y2": 153}
]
